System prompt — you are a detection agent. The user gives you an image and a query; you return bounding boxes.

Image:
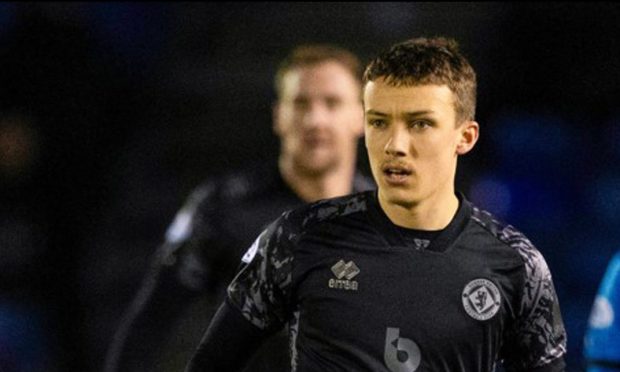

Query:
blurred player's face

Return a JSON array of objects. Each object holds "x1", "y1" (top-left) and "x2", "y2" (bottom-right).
[
  {"x1": 274, "y1": 61, "x2": 363, "y2": 176},
  {"x1": 364, "y1": 79, "x2": 478, "y2": 208}
]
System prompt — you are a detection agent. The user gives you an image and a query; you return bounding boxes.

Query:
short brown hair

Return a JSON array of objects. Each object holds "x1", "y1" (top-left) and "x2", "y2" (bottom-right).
[
  {"x1": 275, "y1": 44, "x2": 362, "y2": 99},
  {"x1": 363, "y1": 37, "x2": 476, "y2": 123}
]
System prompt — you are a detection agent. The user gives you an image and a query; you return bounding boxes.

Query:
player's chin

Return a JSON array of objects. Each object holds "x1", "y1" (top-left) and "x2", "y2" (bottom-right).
[
  {"x1": 297, "y1": 157, "x2": 338, "y2": 176},
  {"x1": 297, "y1": 151, "x2": 337, "y2": 170},
  {"x1": 381, "y1": 187, "x2": 417, "y2": 207}
]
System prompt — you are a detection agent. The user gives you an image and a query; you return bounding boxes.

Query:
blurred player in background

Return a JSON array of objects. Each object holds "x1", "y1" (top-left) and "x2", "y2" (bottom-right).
[
  {"x1": 103, "y1": 44, "x2": 373, "y2": 372},
  {"x1": 585, "y1": 251, "x2": 620, "y2": 371}
]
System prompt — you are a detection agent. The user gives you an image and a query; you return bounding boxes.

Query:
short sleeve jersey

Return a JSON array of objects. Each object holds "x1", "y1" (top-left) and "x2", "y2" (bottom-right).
[{"x1": 227, "y1": 191, "x2": 567, "y2": 372}]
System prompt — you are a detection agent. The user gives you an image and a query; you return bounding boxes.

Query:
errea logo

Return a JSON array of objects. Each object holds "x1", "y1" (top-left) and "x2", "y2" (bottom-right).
[{"x1": 328, "y1": 259, "x2": 360, "y2": 291}]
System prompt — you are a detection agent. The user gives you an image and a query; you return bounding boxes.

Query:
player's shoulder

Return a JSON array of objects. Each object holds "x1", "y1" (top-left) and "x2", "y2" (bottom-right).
[
  {"x1": 281, "y1": 190, "x2": 373, "y2": 231},
  {"x1": 468, "y1": 202, "x2": 548, "y2": 274},
  {"x1": 468, "y1": 204, "x2": 533, "y2": 248},
  {"x1": 189, "y1": 163, "x2": 280, "y2": 206}
]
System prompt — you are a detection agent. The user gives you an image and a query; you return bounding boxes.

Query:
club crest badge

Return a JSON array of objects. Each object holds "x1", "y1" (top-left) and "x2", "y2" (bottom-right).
[{"x1": 462, "y1": 278, "x2": 501, "y2": 321}]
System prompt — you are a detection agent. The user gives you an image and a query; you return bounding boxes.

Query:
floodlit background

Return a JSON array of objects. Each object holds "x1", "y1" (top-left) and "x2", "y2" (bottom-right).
[{"x1": 1, "y1": 3, "x2": 619, "y2": 371}]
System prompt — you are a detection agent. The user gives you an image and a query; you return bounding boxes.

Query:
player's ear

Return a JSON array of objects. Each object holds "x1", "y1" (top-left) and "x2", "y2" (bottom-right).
[{"x1": 456, "y1": 120, "x2": 479, "y2": 155}]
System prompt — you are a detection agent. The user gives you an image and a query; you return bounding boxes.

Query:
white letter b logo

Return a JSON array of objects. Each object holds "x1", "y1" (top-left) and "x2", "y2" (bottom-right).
[{"x1": 384, "y1": 327, "x2": 421, "y2": 372}]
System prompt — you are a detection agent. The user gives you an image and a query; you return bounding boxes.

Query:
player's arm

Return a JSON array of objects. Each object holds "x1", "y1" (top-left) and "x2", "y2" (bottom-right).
[
  {"x1": 501, "y1": 248, "x2": 567, "y2": 372},
  {"x1": 184, "y1": 299, "x2": 273, "y2": 372},
  {"x1": 104, "y1": 185, "x2": 219, "y2": 372},
  {"x1": 185, "y1": 214, "x2": 296, "y2": 372}
]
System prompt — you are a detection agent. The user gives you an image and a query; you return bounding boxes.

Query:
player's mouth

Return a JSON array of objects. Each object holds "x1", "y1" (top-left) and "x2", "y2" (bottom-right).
[
  {"x1": 382, "y1": 163, "x2": 413, "y2": 185},
  {"x1": 303, "y1": 134, "x2": 330, "y2": 148}
]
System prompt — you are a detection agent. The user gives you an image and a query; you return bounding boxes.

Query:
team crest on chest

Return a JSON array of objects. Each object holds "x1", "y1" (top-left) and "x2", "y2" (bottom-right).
[{"x1": 462, "y1": 278, "x2": 501, "y2": 321}]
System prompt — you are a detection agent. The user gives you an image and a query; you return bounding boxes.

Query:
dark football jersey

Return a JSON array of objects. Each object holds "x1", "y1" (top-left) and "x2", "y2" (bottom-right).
[
  {"x1": 228, "y1": 191, "x2": 567, "y2": 372},
  {"x1": 104, "y1": 164, "x2": 374, "y2": 372}
]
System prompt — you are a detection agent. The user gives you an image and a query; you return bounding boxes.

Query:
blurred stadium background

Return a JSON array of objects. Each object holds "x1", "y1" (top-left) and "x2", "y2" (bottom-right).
[{"x1": 1, "y1": 3, "x2": 619, "y2": 371}]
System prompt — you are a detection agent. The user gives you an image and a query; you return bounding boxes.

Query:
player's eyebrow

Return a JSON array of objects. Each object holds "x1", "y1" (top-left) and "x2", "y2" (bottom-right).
[
  {"x1": 366, "y1": 109, "x2": 435, "y2": 117},
  {"x1": 365, "y1": 109, "x2": 388, "y2": 117}
]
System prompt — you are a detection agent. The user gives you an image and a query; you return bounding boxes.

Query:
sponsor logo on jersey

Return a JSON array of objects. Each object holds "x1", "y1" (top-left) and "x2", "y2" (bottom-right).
[
  {"x1": 328, "y1": 259, "x2": 359, "y2": 291},
  {"x1": 384, "y1": 327, "x2": 421, "y2": 372},
  {"x1": 462, "y1": 278, "x2": 501, "y2": 321},
  {"x1": 589, "y1": 295, "x2": 614, "y2": 329}
]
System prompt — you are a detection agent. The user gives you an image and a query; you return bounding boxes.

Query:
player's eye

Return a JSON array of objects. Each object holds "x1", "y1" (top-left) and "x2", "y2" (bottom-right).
[
  {"x1": 293, "y1": 98, "x2": 310, "y2": 110},
  {"x1": 368, "y1": 119, "x2": 386, "y2": 128},
  {"x1": 325, "y1": 97, "x2": 342, "y2": 110},
  {"x1": 408, "y1": 120, "x2": 431, "y2": 129}
]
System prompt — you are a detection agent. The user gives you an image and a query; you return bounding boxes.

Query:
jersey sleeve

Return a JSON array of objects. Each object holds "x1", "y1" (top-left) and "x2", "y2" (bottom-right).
[
  {"x1": 226, "y1": 213, "x2": 296, "y2": 333},
  {"x1": 502, "y1": 247, "x2": 567, "y2": 372},
  {"x1": 184, "y1": 301, "x2": 275, "y2": 372}
]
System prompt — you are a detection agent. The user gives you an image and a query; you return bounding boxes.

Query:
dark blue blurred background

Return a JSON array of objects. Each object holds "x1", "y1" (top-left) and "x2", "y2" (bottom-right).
[{"x1": 0, "y1": 3, "x2": 618, "y2": 371}]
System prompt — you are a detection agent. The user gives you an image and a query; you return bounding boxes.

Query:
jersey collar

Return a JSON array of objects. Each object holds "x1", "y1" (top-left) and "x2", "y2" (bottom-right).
[{"x1": 366, "y1": 190, "x2": 472, "y2": 253}]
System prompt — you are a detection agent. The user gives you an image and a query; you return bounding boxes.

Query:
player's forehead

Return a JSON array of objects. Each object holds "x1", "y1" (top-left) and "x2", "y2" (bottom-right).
[
  {"x1": 364, "y1": 79, "x2": 455, "y2": 115},
  {"x1": 280, "y1": 61, "x2": 360, "y2": 101}
]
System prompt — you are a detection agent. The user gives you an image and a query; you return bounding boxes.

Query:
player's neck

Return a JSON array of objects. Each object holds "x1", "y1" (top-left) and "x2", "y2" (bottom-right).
[
  {"x1": 279, "y1": 158, "x2": 355, "y2": 203},
  {"x1": 378, "y1": 188, "x2": 459, "y2": 230}
]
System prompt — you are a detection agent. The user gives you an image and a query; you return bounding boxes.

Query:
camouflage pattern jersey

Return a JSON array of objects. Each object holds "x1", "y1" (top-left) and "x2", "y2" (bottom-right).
[{"x1": 227, "y1": 190, "x2": 567, "y2": 372}]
